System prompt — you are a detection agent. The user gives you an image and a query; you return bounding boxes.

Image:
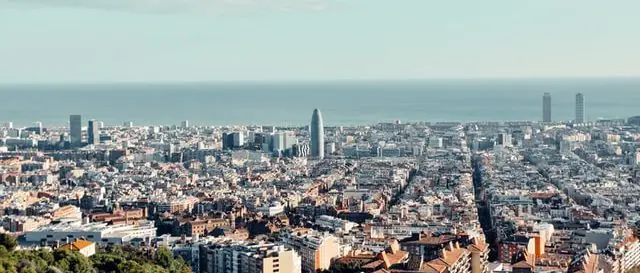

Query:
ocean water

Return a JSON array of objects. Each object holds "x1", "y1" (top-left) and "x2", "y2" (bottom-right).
[{"x1": 1, "y1": 78, "x2": 639, "y2": 127}]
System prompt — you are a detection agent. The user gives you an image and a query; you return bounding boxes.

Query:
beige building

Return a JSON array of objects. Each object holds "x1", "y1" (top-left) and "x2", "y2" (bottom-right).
[
  {"x1": 279, "y1": 229, "x2": 342, "y2": 273},
  {"x1": 59, "y1": 239, "x2": 96, "y2": 257}
]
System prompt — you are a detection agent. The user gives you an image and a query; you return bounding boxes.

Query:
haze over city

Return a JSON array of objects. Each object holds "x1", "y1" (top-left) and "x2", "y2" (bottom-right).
[{"x1": 1, "y1": 0, "x2": 639, "y2": 83}]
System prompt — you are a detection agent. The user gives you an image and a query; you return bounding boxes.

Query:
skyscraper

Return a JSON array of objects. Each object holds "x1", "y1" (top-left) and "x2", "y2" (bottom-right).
[
  {"x1": 575, "y1": 93, "x2": 585, "y2": 123},
  {"x1": 542, "y1": 93, "x2": 551, "y2": 123},
  {"x1": 69, "y1": 114, "x2": 82, "y2": 146},
  {"x1": 310, "y1": 108, "x2": 325, "y2": 159},
  {"x1": 87, "y1": 119, "x2": 100, "y2": 145}
]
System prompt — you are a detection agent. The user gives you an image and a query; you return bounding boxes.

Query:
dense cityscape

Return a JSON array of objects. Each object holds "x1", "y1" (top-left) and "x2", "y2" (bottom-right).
[{"x1": 2, "y1": 93, "x2": 640, "y2": 273}]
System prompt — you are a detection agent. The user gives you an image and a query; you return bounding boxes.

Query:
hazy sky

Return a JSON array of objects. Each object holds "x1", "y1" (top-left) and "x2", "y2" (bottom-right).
[{"x1": 1, "y1": 0, "x2": 639, "y2": 83}]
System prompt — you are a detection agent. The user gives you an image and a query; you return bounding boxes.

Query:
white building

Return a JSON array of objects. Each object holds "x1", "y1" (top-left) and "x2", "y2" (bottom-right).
[
  {"x1": 201, "y1": 240, "x2": 301, "y2": 273},
  {"x1": 24, "y1": 219, "x2": 157, "y2": 246},
  {"x1": 315, "y1": 215, "x2": 357, "y2": 233},
  {"x1": 256, "y1": 201, "x2": 285, "y2": 217}
]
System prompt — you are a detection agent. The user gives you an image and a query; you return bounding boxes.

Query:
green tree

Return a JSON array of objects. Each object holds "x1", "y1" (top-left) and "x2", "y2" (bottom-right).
[{"x1": 0, "y1": 233, "x2": 17, "y2": 251}]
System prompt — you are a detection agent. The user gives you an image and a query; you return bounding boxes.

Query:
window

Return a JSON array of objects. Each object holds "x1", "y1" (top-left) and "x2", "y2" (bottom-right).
[
  {"x1": 88, "y1": 235, "x2": 94, "y2": 239},
  {"x1": 46, "y1": 235, "x2": 53, "y2": 238}
]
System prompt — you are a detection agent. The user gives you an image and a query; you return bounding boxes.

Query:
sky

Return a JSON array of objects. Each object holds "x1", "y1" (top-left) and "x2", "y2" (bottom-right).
[{"x1": 0, "y1": 0, "x2": 639, "y2": 83}]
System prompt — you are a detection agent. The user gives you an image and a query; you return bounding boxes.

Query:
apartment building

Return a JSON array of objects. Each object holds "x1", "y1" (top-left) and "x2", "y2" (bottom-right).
[{"x1": 201, "y1": 241, "x2": 301, "y2": 273}]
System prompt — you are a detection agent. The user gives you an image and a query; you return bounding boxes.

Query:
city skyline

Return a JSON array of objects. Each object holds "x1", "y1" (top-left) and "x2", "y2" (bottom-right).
[{"x1": 1, "y1": 1, "x2": 640, "y2": 83}]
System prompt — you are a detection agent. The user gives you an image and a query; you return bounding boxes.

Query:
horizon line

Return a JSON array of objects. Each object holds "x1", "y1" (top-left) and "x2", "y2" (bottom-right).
[{"x1": 1, "y1": 75, "x2": 640, "y2": 86}]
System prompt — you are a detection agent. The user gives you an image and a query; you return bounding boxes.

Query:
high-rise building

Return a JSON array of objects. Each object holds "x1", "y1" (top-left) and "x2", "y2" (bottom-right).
[
  {"x1": 181, "y1": 120, "x2": 189, "y2": 128},
  {"x1": 575, "y1": 93, "x2": 585, "y2": 123},
  {"x1": 310, "y1": 108, "x2": 325, "y2": 159},
  {"x1": 87, "y1": 120, "x2": 100, "y2": 145},
  {"x1": 69, "y1": 114, "x2": 82, "y2": 146},
  {"x1": 233, "y1": 132, "x2": 244, "y2": 148},
  {"x1": 497, "y1": 132, "x2": 512, "y2": 147},
  {"x1": 223, "y1": 132, "x2": 244, "y2": 149},
  {"x1": 272, "y1": 132, "x2": 286, "y2": 152},
  {"x1": 542, "y1": 93, "x2": 551, "y2": 123}
]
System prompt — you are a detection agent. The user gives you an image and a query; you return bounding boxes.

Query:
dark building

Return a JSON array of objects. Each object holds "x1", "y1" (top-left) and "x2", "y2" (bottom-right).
[{"x1": 69, "y1": 114, "x2": 82, "y2": 146}]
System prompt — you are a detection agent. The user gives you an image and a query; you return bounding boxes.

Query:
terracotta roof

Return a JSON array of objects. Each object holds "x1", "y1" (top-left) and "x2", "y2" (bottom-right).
[{"x1": 59, "y1": 240, "x2": 94, "y2": 251}]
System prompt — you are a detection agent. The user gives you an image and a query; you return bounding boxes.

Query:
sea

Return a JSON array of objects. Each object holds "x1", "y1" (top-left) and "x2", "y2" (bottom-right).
[{"x1": 1, "y1": 78, "x2": 639, "y2": 127}]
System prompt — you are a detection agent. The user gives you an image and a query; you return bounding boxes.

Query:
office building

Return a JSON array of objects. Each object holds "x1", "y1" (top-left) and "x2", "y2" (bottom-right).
[
  {"x1": 201, "y1": 241, "x2": 301, "y2": 273},
  {"x1": 87, "y1": 119, "x2": 100, "y2": 145},
  {"x1": 542, "y1": 93, "x2": 551, "y2": 122},
  {"x1": 497, "y1": 132, "x2": 512, "y2": 147},
  {"x1": 310, "y1": 108, "x2": 325, "y2": 159},
  {"x1": 223, "y1": 132, "x2": 244, "y2": 149},
  {"x1": 181, "y1": 120, "x2": 189, "y2": 128},
  {"x1": 233, "y1": 132, "x2": 245, "y2": 148},
  {"x1": 575, "y1": 93, "x2": 585, "y2": 123},
  {"x1": 272, "y1": 132, "x2": 286, "y2": 152},
  {"x1": 292, "y1": 143, "x2": 310, "y2": 158},
  {"x1": 69, "y1": 114, "x2": 82, "y2": 146}
]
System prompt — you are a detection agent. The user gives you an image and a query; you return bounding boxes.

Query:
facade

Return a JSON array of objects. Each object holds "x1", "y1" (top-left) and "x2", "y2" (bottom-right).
[
  {"x1": 280, "y1": 230, "x2": 341, "y2": 273},
  {"x1": 87, "y1": 119, "x2": 100, "y2": 145},
  {"x1": 310, "y1": 109, "x2": 325, "y2": 159},
  {"x1": 201, "y1": 241, "x2": 301, "y2": 273},
  {"x1": 292, "y1": 143, "x2": 310, "y2": 158},
  {"x1": 24, "y1": 219, "x2": 157, "y2": 246},
  {"x1": 272, "y1": 132, "x2": 286, "y2": 153},
  {"x1": 542, "y1": 93, "x2": 551, "y2": 123},
  {"x1": 575, "y1": 93, "x2": 585, "y2": 123},
  {"x1": 314, "y1": 215, "x2": 357, "y2": 233},
  {"x1": 69, "y1": 114, "x2": 82, "y2": 146}
]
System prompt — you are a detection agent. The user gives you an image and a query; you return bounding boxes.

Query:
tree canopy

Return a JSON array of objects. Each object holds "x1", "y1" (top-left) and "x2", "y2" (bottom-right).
[{"x1": 0, "y1": 243, "x2": 190, "y2": 273}]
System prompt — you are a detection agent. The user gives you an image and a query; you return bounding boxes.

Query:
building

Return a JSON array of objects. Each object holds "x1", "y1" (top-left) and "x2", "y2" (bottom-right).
[
  {"x1": 314, "y1": 215, "x2": 357, "y2": 234},
  {"x1": 292, "y1": 143, "x2": 310, "y2": 158},
  {"x1": 181, "y1": 120, "x2": 190, "y2": 128},
  {"x1": 233, "y1": 132, "x2": 245, "y2": 148},
  {"x1": 542, "y1": 93, "x2": 551, "y2": 123},
  {"x1": 201, "y1": 240, "x2": 302, "y2": 273},
  {"x1": 497, "y1": 133, "x2": 512, "y2": 147},
  {"x1": 87, "y1": 119, "x2": 100, "y2": 145},
  {"x1": 69, "y1": 114, "x2": 82, "y2": 146},
  {"x1": 280, "y1": 230, "x2": 341, "y2": 273},
  {"x1": 24, "y1": 219, "x2": 157, "y2": 246},
  {"x1": 498, "y1": 235, "x2": 536, "y2": 263},
  {"x1": 59, "y1": 239, "x2": 96, "y2": 257},
  {"x1": 407, "y1": 242, "x2": 471, "y2": 273},
  {"x1": 310, "y1": 109, "x2": 325, "y2": 159},
  {"x1": 575, "y1": 93, "x2": 585, "y2": 123},
  {"x1": 272, "y1": 132, "x2": 286, "y2": 153}
]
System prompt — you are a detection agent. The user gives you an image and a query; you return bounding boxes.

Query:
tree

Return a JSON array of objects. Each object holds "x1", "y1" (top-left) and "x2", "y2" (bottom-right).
[
  {"x1": 43, "y1": 266, "x2": 63, "y2": 273},
  {"x1": 0, "y1": 233, "x2": 17, "y2": 251}
]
